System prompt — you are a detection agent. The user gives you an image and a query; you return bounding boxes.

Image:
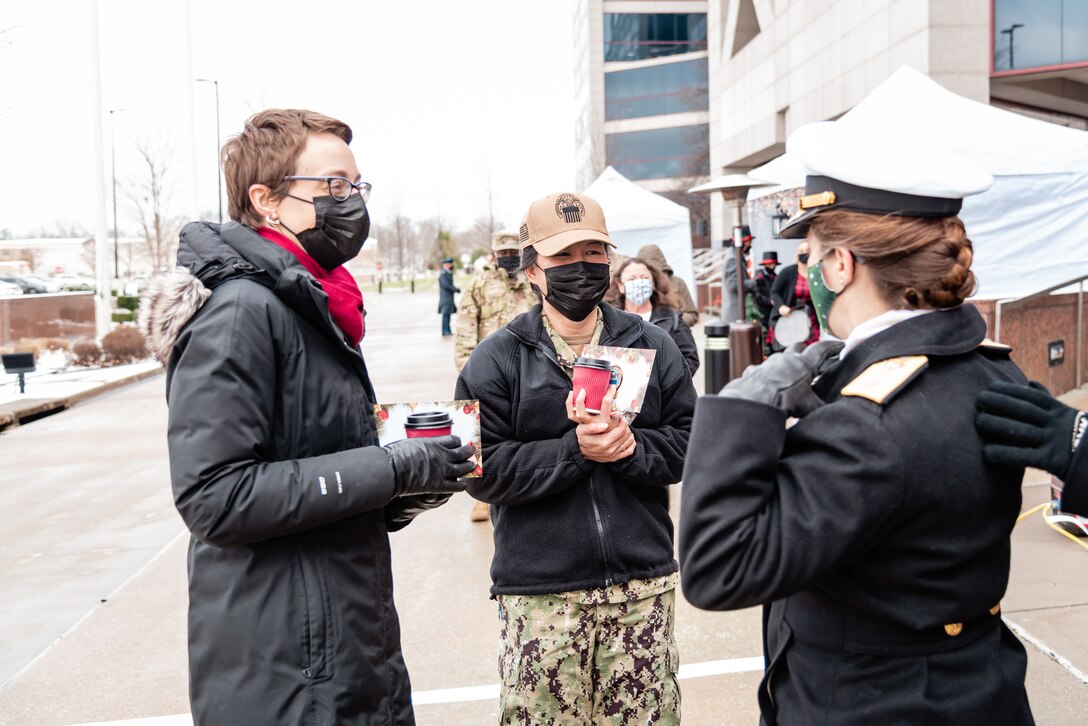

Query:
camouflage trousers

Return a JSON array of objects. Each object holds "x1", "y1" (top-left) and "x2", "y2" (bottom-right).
[{"x1": 496, "y1": 578, "x2": 680, "y2": 725}]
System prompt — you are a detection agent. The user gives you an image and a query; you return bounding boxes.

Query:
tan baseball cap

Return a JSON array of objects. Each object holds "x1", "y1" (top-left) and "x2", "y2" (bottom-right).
[
  {"x1": 519, "y1": 192, "x2": 615, "y2": 256},
  {"x1": 491, "y1": 228, "x2": 520, "y2": 253}
]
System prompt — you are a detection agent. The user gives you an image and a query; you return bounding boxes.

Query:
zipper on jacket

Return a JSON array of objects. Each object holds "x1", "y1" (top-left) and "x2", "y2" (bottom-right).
[{"x1": 533, "y1": 339, "x2": 615, "y2": 586}]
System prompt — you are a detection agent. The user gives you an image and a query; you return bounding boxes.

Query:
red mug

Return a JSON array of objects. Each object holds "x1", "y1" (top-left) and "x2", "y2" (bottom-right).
[
  {"x1": 572, "y1": 357, "x2": 613, "y2": 414},
  {"x1": 404, "y1": 411, "x2": 453, "y2": 438}
]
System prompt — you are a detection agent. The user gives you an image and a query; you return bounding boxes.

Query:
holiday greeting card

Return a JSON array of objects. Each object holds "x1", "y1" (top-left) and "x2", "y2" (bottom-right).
[
  {"x1": 580, "y1": 345, "x2": 657, "y2": 417},
  {"x1": 373, "y1": 400, "x2": 483, "y2": 478}
]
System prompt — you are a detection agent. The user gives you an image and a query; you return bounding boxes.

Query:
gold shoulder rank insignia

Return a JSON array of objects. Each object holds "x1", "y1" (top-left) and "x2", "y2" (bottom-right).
[{"x1": 841, "y1": 355, "x2": 929, "y2": 405}]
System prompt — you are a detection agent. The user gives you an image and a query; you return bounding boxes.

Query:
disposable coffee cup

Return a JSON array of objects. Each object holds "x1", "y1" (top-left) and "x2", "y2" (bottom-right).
[
  {"x1": 572, "y1": 357, "x2": 613, "y2": 414},
  {"x1": 404, "y1": 411, "x2": 454, "y2": 438}
]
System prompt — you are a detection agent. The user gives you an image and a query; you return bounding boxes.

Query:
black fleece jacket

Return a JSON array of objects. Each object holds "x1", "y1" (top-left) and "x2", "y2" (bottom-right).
[{"x1": 456, "y1": 303, "x2": 696, "y2": 596}]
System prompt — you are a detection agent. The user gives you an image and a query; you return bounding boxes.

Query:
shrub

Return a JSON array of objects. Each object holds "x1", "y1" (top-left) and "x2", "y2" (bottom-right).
[
  {"x1": 116, "y1": 295, "x2": 139, "y2": 311},
  {"x1": 72, "y1": 339, "x2": 103, "y2": 367},
  {"x1": 39, "y1": 338, "x2": 72, "y2": 353},
  {"x1": 101, "y1": 326, "x2": 148, "y2": 365},
  {"x1": 112, "y1": 310, "x2": 136, "y2": 324},
  {"x1": 11, "y1": 340, "x2": 41, "y2": 359}
]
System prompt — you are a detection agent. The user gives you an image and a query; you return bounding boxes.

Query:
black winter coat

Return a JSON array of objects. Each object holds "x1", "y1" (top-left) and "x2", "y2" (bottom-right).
[
  {"x1": 648, "y1": 306, "x2": 700, "y2": 377},
  {"x1": 1059, "y1": 434, "x2": 1088, "y2": 516},
  {"x1": 157, "y1": 221, "x2": 416, "y2": 725},
  {"x1": 438, "y1": 268, "x2": 459, "y2": 314},
  {"x1": 456, "y1": 303, "x2": 696, "y2": 595},
  {"x1": 680, "y1": 305, "x2": 1034, "y2": 726}
]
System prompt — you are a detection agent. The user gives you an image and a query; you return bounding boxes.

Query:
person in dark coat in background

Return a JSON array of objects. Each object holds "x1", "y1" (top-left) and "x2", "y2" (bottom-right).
[
  {"x1": 613, "y1": 257, "x2": 700, "y2": 377},
  {"x1": 679, "y1": 121, "x2": 1034, "y2": 726},
  {"x1": 977, "y1": 381, "x2": 1088, "y2": 518},
  {"x1": 721, "y1": 225, "x2": 754, "y2": 323},
  {"x1": 769, "y1": 241, "x2": 820, "y2": 349},
  {"x1": 438, "y1": 257, "x2": 459, "y2": 336},
  {"x1": 751, "y1": 250, "x2": 778, "y2": 353},
  {"x1": 140, "y1": 109, "x2": 475, "y2": 726},
  {"x1": 638, "y1": 244, "x2": 699, "y2": 328}
]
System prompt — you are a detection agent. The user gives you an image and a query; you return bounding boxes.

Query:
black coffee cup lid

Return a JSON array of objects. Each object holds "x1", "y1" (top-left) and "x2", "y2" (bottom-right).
[
  {"x1": 573, "y1": 357, "x2": 611, "y2": 371},
  {"x1": 405, "y1": 411, "x2": 453, "y2": 428}
]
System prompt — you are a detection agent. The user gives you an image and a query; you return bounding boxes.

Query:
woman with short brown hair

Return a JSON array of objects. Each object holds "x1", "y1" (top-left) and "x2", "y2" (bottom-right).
[
  {"x1": 679, "y1": 122, "x2": 1034, "y2": 725},
  {"x1": 612, "y1": 257, "x2": 699, "y2": 376},
  {"x1": 143, "y1": 108, "x2": 473, "y2": 724}
]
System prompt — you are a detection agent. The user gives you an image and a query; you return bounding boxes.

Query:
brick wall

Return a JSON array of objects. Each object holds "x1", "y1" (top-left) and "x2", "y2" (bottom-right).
[
  {"x1": 972, "y1": 293, "x2": 1088, "y2": 395},
  {"x1": 0, "y1": 293, "x2": 96, "y2": 348}
]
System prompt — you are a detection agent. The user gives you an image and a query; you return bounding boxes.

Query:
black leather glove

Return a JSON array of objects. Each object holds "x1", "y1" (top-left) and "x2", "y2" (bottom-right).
[
  {"x1": 385, "y1": 493, "x2": 454, "y2": 532},
  {"x1": 384, "y1": 435, "x2": 476, "y2": 497},
  {"x1": 718, "y1": 339, "x2": 844, "y2": 417},
  {"x1": 975, "y1": 381, "x2": 1083, "y2": 479}
]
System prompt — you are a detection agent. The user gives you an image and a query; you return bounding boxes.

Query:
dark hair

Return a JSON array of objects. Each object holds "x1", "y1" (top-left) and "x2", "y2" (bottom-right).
[
  {"x1": 222, "y1": 109, "x2": 353, "y2": 229},
  {"x1": 808, "y1": 210, "x2": 976, "y2": 309},
  {"x1": 612, "y1": 258, "x2": 673, "y2": 311}
]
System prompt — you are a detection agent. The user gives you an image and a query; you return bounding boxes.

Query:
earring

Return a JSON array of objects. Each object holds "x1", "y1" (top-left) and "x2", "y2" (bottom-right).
[{"x1": 268, "y1": 216, "x2": 279, "y2": 226}]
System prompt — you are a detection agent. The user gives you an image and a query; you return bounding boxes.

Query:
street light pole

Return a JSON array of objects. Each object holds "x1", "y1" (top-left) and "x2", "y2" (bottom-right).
[
  {"x1": 108, "y1": 108, "x2": 124, "y2": 279},
  {"x1": 195, "y1": 78, "x2": 222, "y2": 222},
  {"x1": 1001, "y1": 23, "x2": 1024, "y2": 69}
]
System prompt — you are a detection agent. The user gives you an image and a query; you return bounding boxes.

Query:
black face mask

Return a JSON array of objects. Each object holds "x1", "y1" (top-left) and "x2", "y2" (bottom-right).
[
  {"x1": 797, "y1": 253, "x2": 810, "y2": 264},
  {"x1": 542, "y1": 261, "x2": 610, "y2": 322},
  {"x1": 495, "y1": 255, "x2": 520, "y2": 277},
  {"x1": 281, "y1": 193, "x2": 370, "y2": 271}
]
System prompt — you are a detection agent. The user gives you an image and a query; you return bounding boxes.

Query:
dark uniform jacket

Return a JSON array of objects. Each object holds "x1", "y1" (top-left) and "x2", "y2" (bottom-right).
[
  {"x1": 456, "y1": 303, "x2": 696, "y2": 595},
  {"x1": 679, "y1": 304, "x2": 1034, "y2": 726},
  {"x1": 438, "y1": 267, "x2": 459, "y2": 314},
  {"x1": 153, "y1": 222, "x2": 416, "y2": 725}
]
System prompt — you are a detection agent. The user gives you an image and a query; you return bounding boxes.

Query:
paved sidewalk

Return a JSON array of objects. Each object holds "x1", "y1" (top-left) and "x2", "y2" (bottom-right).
[{"x1": 1, "y1": 289, "x2": 1085, "y2": 725}]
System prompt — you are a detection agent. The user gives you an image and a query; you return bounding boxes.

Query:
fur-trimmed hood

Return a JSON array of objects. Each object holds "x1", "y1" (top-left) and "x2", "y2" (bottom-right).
[{"x1": 138, "y1": 221, "x2": 327, "y2": 362}]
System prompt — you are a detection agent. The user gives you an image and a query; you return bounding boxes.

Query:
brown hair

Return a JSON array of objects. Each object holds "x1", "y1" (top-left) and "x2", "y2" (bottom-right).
[
  {"x1": 221, "y1": 109, "x2": 353, "y2": 229},
  {"x1": 612, "y1": 257, "x2": 674, "y2": 310},
  {"x1": 808, "y1": 210, "x2": 976, "y2": 309}
]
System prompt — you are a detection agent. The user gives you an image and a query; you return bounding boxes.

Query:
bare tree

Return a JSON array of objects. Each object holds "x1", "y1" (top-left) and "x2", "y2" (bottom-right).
[{"x1": 126, "y1": 140, "x2": 184, "y2": 273}]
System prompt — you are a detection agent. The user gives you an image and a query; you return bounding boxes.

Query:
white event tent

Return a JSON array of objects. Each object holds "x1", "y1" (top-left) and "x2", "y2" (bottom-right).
[
  {"x1": 749, "y1": 66, "x2": 1088, "y2": 300},
  {"x1": 583, "y1": 166, "x2": 695, "y2": 293}
]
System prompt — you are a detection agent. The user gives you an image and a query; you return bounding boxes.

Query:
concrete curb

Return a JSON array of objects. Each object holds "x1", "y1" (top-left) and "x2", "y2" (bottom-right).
[{"x1": 0, "y1": 365, "x2": 163, "y2": 431}]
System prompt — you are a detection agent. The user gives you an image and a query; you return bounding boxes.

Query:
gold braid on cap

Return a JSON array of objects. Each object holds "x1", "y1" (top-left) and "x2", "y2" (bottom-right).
[{"x1": 798, "y1": 191, "x2": 836, "y2": 210}]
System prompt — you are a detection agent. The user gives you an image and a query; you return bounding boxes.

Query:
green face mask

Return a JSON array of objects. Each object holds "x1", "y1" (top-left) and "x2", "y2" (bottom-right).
[{"x1": 807, "y1": 258, "x2": 837, "y2": 333}]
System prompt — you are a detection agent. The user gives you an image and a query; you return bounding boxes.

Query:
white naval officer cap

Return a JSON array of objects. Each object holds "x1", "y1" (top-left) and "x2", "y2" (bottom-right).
[{"x1": 779, "y1": 121, "x2": 993, "y2": 239}]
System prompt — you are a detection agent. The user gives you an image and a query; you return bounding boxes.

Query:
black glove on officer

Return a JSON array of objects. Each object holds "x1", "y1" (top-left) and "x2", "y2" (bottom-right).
[
  {"x1": 718, "y1": 339, "x2": 844, "y2": 417},
  {"x1": 383, "y1": 435, "x2": 476, "y2": 497},
  {"x1": 975, "y1": 381, "x2": 1085, "y2": 479}
]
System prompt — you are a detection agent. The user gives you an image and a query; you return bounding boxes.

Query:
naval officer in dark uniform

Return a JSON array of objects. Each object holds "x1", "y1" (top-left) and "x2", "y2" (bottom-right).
[{"x1": 679, "y1": 121, "x2": 1035, "y2": 725}]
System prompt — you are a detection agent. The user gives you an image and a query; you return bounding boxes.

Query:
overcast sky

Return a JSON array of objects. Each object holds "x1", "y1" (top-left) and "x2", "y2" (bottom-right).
[{"x1": 0, "y1": 0, "x2": 577, "y2": 237}]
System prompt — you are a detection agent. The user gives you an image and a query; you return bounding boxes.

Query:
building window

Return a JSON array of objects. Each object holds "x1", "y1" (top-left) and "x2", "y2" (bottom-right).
[
  {"x1": 606, "y1": 125, "x2": 710, "y2": 180},
  {"x1": 604, "y1": 13, "x2": 708, "y2": 62},
  {"x1": 993, "y1": 0, "x2": 1088, "y2": 72},
  {"x1": 605, "y1": 59, "x2": 708, "y2": 121}
]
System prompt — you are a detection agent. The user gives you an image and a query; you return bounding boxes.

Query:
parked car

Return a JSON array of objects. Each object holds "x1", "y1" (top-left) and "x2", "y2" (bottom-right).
[
  {"x1": 0, "y1": 276, "x2": 48, "y2": 294},
  {"x1": 22, "y1": 275, "x2": 62, "y2": 293},
  {"x1": 0, "y1": 280, "x2": 25, "y2": 297},
  {"x1": 52, "y1": 273, "x2": 96, "y2": 291}
]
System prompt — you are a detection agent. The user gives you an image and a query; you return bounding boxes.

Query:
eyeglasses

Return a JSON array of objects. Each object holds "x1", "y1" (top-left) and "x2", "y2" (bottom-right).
[{"x1": 283, "y1": 176, "x2": 372, "y2": 203}]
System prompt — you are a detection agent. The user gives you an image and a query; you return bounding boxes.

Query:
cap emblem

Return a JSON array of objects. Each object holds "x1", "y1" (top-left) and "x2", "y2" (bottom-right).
[
  {"x1": 519, "y1": 224, "x2": 530, "y2": 244},
  {"x1": 555, "y1": 194, "x2": 585, "y2": 224},
  {"x1": 798, "y1": 191, "x2": 837, "y2": 210}
]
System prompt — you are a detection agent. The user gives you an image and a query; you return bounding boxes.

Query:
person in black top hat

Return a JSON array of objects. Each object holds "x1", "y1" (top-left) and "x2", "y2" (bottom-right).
[
  {"x1": 751, "y1": 250, "x2": 779, "y2": 352},
  {"x1": 438, "y1": 257, "x2": 459, "y2": 336},
  {"x1": 679, "y1": 121, "x2": 1035, "y2": 725},
  {"x1": 721, "y1": 224, "x2": 754, "y2": 323}
]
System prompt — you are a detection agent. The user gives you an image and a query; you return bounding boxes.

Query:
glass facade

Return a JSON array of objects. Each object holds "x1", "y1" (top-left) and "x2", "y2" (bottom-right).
[
  {"x1": 604, "y1": 13, "x2": 708, "y2": 62},
  {"x1": 605, "y1": 59, "x2": 708, "y2": 121},
  {"x1": 606, "y1": 125, "x2": 710, "y2": 180},
  {"x1": 993, "y1": 0, "x2": 1088, "y2": 72}
]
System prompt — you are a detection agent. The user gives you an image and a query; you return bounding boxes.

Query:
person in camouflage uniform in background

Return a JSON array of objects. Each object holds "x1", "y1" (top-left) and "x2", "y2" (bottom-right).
[{"x1": 454, "y1": 229, "x2": 534, "y2": 522}]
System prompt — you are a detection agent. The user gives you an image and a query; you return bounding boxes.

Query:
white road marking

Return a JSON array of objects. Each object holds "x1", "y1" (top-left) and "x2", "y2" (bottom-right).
[
  {"x1": 65, "y1": 655, "x2": 767, "y2": 723},
  {"x1": 1004, "y1": 616, "x2": 1088, "y2": 685}
]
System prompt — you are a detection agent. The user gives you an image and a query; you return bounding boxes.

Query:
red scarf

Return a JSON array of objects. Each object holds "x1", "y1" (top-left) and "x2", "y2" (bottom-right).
[{"x1": 258, "y1": 227, "x2": 365, "y2": 347}]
